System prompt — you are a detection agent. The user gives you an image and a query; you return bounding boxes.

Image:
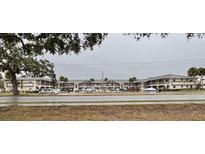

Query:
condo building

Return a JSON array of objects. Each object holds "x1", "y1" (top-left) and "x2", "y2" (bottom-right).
[
  {"x1": 4, "y1": 77, "x2": 53, "y2": 92},
  {"x1": 3, "y1": 74, "x2": 197, "y2": 92},
  {"x1": 138, "y1": 74, "x2": 196, "y2": 91}
]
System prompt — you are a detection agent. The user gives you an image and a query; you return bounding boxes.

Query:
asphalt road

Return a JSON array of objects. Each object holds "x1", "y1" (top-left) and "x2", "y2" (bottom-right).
[{"x1": 1, "y1": 94, "x2": 205, "y2": 104}]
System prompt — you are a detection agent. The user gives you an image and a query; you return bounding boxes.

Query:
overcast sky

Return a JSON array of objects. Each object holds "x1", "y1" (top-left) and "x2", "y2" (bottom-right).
[{"x1": 43, "y1": 33, "x2": 205, "y2": 80}]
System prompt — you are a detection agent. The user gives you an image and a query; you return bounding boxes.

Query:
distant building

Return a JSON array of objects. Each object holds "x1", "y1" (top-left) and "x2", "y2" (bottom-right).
[
  {"x1": 138, "y1": 74, "x2": 196, "y2": 91},
  {"x1": 77, "y1": 79, "x2": 122, "y2": 92},
  {"x1": 58, "y1": 80, "x2": 83, "y2": 92},
  {"x1": 3, "y1": 74, "x2": 198, "y2": 92},
  {"x1": 4, "y1": 77, "x2": 53, "y2": 92}
]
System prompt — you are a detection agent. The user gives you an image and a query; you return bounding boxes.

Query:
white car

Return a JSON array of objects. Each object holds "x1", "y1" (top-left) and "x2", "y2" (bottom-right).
[
  {"x1": 85, "y1": 88, "x2": 94, "y2": 93},
  {"x1": 144, "y1": 87, "x2": 158, "y2": 94},
  {"x1": 39, "y1": 88, "x2": 61, "y2": 95}
]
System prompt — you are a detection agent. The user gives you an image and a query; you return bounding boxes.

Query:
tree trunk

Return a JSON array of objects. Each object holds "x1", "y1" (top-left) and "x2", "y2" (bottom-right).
[{"x1": 11, "y1": 72, "x2": 19, "y2": 96}]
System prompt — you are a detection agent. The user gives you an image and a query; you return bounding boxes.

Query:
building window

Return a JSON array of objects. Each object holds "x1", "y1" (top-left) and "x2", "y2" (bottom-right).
[
  {"x1": 173, "y1": 79, "x2": 175, "y2": 82},
  {"x1": 181, "y1": 85, "x2": 183, "y2": 88},
  {"x1": 173, "y1": 85, "x2": 176, "y2": 88},
  {"x1": 186, "y1": 85, "x2": 188, "y2": 88}
]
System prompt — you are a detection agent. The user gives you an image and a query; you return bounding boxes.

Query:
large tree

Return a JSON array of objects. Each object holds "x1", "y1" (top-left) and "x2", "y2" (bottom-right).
[{"x1": 0, "y1": 33, "x2": 107, "y2": 95}]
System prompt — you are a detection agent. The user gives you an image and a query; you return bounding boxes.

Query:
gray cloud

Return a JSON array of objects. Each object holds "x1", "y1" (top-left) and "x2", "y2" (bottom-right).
[{"x1": 43, "y1": 33, "x2": 205, "y2": 80}]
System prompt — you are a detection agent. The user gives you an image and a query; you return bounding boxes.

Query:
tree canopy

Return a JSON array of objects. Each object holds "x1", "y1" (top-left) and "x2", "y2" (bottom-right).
[
  {"x1": 59, "y1": 76, "x2": 68, "y2": 82},
  {"x1": 0, "y1": 33, "x2": 107, "y2": 95},
  {"x1": 129, "y1": 77, "x2": 137, "y2": 83},
  {"x1": 187, "y1": 67, "x2": 199, "y2": 77},
  {"x1": 104, "y1": 77, "x2": 108, "y2": 81},
  {"x1": 187, "y1": 67, "x2": 205, "y2": 77},
  {"x1": 90, "y1": 78, "x2": 95, "y2": 81},
  {"x1": 125, "y1": 33, "x2": 205, "y2": 40}
]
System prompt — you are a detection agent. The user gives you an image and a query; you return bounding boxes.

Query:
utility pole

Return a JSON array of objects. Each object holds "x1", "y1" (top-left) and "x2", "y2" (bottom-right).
[{"x1": 101, "y1": 71, "x2": 104, "y2": 92}]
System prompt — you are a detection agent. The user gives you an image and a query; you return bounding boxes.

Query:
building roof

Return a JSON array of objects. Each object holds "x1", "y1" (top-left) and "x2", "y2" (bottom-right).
[
  {"x1": 78, "y1": 79, "x2": 121, "y2": 84},
  {"x1": 58, "y1": 80, "x2": 84, "y2": 84},
  {"x1": 4, "y1": 74, "x2": 193, "y2": 84},
  {"x1": 142, "y1": 74, "x2": 193, "y2": 82},
  {"x1": 17, "y1": 77, "x2": 53, "y2": 82}
]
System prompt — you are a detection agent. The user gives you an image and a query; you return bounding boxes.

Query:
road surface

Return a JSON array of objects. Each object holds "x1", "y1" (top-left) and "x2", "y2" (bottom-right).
[{"x1": 0, "y1": 94, "x2": 205, "y2": 104}]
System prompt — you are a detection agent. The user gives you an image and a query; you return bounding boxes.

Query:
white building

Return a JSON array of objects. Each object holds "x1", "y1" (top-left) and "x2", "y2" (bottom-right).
[
  {"x1": 3, "y1": 74, "x2": 199, "y2": 93},
  {"x1": 4, "y1": 77, "x2": 53, "y2": 92},
  {"x1": 138, "y1": 74, "x2": 196, "y2": 91}
]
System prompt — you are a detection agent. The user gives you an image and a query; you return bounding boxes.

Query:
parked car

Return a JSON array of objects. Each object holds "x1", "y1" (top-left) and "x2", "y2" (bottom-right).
[
  {"x1": 85, "y1": 88, "x2": 96, "y2": 93},
  {"x1": 39, "y1": 88, "x2": 61, "y2": 95},
  {"x1": 144, "y1": 87, "x2": 158, "y2": 94}
]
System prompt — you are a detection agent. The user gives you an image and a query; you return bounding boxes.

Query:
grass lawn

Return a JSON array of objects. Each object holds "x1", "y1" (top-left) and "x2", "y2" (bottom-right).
[{"x1": 1, "y1": 104, "x2": 205, "y2": 120}]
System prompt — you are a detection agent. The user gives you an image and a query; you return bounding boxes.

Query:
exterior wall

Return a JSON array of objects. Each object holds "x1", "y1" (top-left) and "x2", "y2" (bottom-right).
[
  {"x1": 78, "y1": 82, "x2": 120, "y2": 89},
  {"x1": 3, "y1": 76, "x2": 199, "y2": 93},
  {"x1": 4, "y1": 80, "x2": 37, "y2": 92},
  {"x1": 143, "y1": 78, "x2": 196, "y2": 91},
  {"x1": 75, "y1": 81, "x2": 122, "y2": 92},
  {"x1": 59, "y1": 82, "x2": 75, "y2": 91},
  {"x1": 4, "y1": 79, "x2": 133, "y2": 92},
  {"x1": 196, "y1": 78, "x2": 205, "y2": 89},
  {"x1": 169, "y1": 79, "x2": 196, "y2": 90},
  {"x1": 4, "y1": 79, "x2": 53, "y2": 92},
  {"x1": 36, "y1": 80, "x2": 52, "y2": 89}
]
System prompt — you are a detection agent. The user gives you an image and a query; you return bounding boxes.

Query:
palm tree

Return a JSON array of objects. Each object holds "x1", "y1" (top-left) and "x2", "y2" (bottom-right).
[
  {"x1": 197, "y1": 67, "x2": 205, "y2": 76},
  {"x1": 129, "y1": 77, "x2": 134, "y2": 83},
  {"x1": 104, "y1": 78, "x2": 108, "y2": 81},
  {"x1": 187, "y1": 67, "x2": 198, "y2": 77},
  {"x1": 132, "y1": 77, "x2": 137, "y2": 81},
  {"x1": 59, "y1": 76, "x2": 68, "y2": 82},
  {"x1": 90, "y1": 78, "x2": 95, "y2": 81},
  {"x1": 129, "y1": 77, "x2": 137, "y2": 83}
]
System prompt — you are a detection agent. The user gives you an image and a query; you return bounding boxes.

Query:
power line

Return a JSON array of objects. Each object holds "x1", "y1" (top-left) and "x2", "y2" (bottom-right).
[{"x1": 53, "y1": 57, "x2": 205, "y2": 66}]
